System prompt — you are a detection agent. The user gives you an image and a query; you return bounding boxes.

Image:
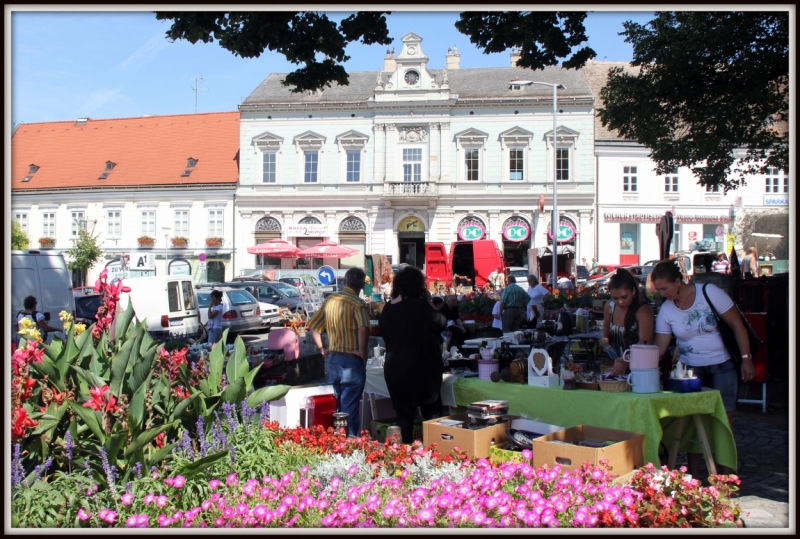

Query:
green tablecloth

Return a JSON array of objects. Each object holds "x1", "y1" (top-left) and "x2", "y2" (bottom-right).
[{"x1": 453, "y1": 378, "x2": 737, "y2": 472}]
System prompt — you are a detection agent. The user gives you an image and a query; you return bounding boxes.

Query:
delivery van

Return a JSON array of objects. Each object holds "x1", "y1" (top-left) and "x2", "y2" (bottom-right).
[
  {"x1": 117, "y1": 275, "x2": 201, "y2": 340},
  {"x1": 11, "y1": 250, "x2": 75, "y2": 335},
  {"x1": 424, "y1": 239, "x2": 506, "y2": 287}
]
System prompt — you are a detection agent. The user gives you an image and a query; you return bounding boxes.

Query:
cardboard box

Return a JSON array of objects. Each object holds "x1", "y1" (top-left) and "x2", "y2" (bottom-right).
[
  {"x1": 489, "y1": 442, "x2": 526, "y2": 465},
  {"x1": 423, "y1": 413, "x2": 518, "y2": 459},
  {"x1": 528, "y1": 373, "x2": 561, "y2": 388},
  {"x1": 533, "y1": 425, "x2": 644, "y2": 475},
  {"x1": 612, "y1": 468, "x2": 640, "y2": 485}
]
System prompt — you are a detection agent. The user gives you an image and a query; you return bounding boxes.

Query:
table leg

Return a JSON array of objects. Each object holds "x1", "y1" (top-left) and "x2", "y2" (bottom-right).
[
  {"x1": 667, "y1": 416, "x2": 686, "y2": 470},
  {"x1": 692, "y1": 414, "x2": 717, "y2": 476}
]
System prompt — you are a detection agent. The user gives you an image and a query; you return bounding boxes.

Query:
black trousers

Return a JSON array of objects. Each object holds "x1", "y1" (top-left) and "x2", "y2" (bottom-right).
[{"x1": 395, "y1": 395, "x2": 442, "y2": 445}]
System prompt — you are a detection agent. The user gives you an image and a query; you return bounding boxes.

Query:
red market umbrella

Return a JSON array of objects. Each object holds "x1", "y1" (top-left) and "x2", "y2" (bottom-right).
[
  {"x1": 246, "y1": 239, "x2": 300, "y2": 258},
  {"x1": 297, "y1": 240, "x2": 359, "y2": 258}
]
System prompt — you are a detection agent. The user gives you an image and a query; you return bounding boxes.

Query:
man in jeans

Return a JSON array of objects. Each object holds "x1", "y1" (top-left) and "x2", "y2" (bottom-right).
[
  {"x1": 308, "y1": 267, "x2": 370, "y2": 437},
  {"x1": 499, "y1": 275, "x2": 529, "y2": 332}
]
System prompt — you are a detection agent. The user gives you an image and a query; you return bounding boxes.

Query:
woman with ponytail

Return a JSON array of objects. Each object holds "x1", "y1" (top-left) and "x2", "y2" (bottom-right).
[{"x1": 603, "y1": 268, "x2": 655, "y2": 376}]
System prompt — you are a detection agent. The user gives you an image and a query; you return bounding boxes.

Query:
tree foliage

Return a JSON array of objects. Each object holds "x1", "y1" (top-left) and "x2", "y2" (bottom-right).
[
  {"x1": 12, "y1": 219, "x2": 30, "y2": 250},
  {"x1": 65, "y1": 228, "x2": 104, "y2": 274},
  {"x1": 598, "y1": 12, "x2": 788, "y2": 192}
]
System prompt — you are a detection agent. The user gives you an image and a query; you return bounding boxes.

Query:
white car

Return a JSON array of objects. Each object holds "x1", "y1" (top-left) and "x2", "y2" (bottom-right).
[
  {"x1": 507, "y1": 266, "x2": 531, "y2": 291},
  {"x1": 258, "y1": 302, "x2": 282, "y2": 329}
]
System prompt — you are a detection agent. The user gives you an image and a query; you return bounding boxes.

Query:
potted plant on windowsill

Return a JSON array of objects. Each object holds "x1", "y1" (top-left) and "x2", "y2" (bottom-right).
[
  {"x1": 137, "y1": 235, "x2": 155, "y2": 248},
  {"x1": 171, "y1": 236, "x2": 189, "y2": 248},
  {"x1": 38, "y1": 237, "x2": 56, "y2": 249},
  {"x1": 205, "y1": 236, "x2": 224, "y2": 249}
]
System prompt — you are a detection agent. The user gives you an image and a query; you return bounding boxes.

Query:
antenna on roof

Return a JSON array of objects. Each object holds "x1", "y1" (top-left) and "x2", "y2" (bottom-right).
[{"x1": 179, "y1": 74, "x2": 209, "y2": 113}]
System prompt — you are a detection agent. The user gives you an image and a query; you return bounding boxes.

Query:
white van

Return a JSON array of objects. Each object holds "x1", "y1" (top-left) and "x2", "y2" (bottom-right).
[
  {"x1": 117, "y1": 275, "x2": 201, "y2": 340},
  {"x1": 11, "y1": 250, "x2": 75, "y2": 335}
]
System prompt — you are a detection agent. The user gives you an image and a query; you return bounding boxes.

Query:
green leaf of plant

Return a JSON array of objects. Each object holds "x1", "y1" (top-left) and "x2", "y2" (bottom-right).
[
  {"x1": 130, "y1": 347, "x2": 155, "y2": 394},
  {"x1": 146, "y1": 441, "x2": 178, "y2": 468},
  {"x1": 125, "y1": 421, "x2": 177, "y2": 457},
  {"x1": 207, "y1": 336, "x2": 226, "y2": 392},
  {"x1": 175, "y1": 450, "x2": 230, "y2": 481},
  {"x1": 198, "y1": 379, "x2": 213, "y2": 398},
  {"x1": 226, "y1": 335, "x2": 249, "y2": 381},
  {"x1": 246, "y1": 384, "x2": 291, "y2": 408},
  {"x1": 139, "y1": 325, "x2": 156, "y2": 356},
  {"x1": 67, "y1": 400, "x2": 105, "y2": 444},
  {"x1": 115, "y1": 300, "x2": 136, "y2": 343},
  {"x1": 42, "y1": 338, "x2": 64, "y2": 363},
  {"x1": 75, "y1": 323, "x2": 93, "y2": 349},
  {"x1": 70, "y1": 364, "x2": 106, "y2": 390},
  {"x1": 244, "y1": 363, "x2": 262, "y2": 392},
  {"x1": 29, "y1": 358, "x2": 62, "y2": 390},
  {"x1": 128, "y1": 373, "x2": 151, "y2": 433},
  {"x1": 110, "y1": 334, "x2": 137, "y2": 397},
  {"x1": 31, "y1": 402, "x2": 68, "y2": 435},
  {"x1": 104, "y1": 432, "x2": 128, "y2": 467},
  {"x1": 172, "y1": 392, "x2": 200, "y2": 420},
  {"x1": 220, "y1": 377, "x2": 246, "y2": 404}
]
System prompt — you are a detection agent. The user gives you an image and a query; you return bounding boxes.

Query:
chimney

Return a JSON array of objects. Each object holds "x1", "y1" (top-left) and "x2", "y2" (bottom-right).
[
  {"x1": 446, "y1": 46, "x2": 460, "y2": 70},
  {"x1": 510, "y1": 47, "x2": 522, "y2": 67},
  {"x1": 384, "y1": 48, "x2": 396, "y2": 71}
]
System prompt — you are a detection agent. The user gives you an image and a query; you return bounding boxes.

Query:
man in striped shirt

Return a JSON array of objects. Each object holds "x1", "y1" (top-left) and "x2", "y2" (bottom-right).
[
  {"x1": 499, "y1": 275, "x2": 528, "y2": 332},
  {"x1": 308, "y1": 267, "x2": 370, "y2": 437}
]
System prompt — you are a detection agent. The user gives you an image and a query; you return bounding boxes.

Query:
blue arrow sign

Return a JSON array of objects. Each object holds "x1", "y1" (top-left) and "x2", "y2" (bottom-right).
[{"x1": 317, "y1": 265, "x2": 336, "y2": 286}]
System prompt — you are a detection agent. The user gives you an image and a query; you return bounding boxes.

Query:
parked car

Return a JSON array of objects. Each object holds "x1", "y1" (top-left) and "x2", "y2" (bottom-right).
[
  {"x1": 583, "y1": 271, "x2": 616, "y2": 293},
  {"x1": 117, "y1": 275, "x2": 202, "y2": 341},
  {"x1": 279, "y1": 275, "x2": 334, "y2": 293},
  {"x1": 196, "y1": 287, "x2": 263, "y2": 337},
  {"x1": 589, "y1": 264, "x2": 620, "y2": 278},
  {"x1": 257, "y1": 301, "x2": 281, "y2": 329},
  {"x1": 12, "y1": 250, "x2": 75, "y2": 337},
  {"x1": 618, "y1": 265, "x2": 654, "y2": 286},
  {"x1": 575, "y1": 265, "x2": 591, "y2": 284},
  {"x1": 507, "y1": 266, "x2": 530, "y2": 291},
  {"x1": 222, "y1": 281, "x2": 306, "y2": 314},
  {"x1": 73, "y1": 291, "x2": 102, "y2": 326}
]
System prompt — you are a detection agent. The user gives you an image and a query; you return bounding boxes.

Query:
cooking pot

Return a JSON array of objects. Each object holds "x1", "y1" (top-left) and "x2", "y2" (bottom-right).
[
  {"x1": 626, "y1": 368, "x2": 661, "y2": 394},
  {"x1": 622, "y1": 344, "x2": 660, "y2": 370}
]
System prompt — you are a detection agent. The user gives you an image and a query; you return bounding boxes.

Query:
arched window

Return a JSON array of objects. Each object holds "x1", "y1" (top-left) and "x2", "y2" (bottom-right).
[
  {"x1": 254, "y1": 216, "x2": 283, "y2": 268},
  {"x1": 256, "y1": 216, "x2": 282, "y2": 232},
  {"x1": 299, "y1": 216, "x2": 322, "y2": 225},
  {"x1": 339, "y1": 216, "x2": 366, "y2": 269}
]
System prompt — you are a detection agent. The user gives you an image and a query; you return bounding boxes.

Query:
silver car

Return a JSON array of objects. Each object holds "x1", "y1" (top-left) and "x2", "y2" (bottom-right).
[{"x1": 197, "y1": 287, "x2": 262, "y2": 336}]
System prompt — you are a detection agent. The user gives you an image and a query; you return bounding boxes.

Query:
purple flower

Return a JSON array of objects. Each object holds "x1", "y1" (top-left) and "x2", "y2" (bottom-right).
[
  {"x1": 209, "y1": 479, "x2": 220, "y2": 490},
  {"x1": 120, "y1": 492, "x2": 134, "y2": 505},
  {"x1": 136, "y1": 514, "x2": 149, "y2": 527},
  {"x1": 78, "y1": 508, "x2": 91, "y2": 521},
  {"x1": 64, "y1": 432, "x2": 74, "y2": 462}
]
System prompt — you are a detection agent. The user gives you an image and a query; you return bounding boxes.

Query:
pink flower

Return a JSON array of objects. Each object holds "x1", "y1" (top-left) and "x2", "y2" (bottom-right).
[
  {"x1": 208, "y1": 479, "x2": 220, "y2": 490},
  {"x1": 214, "y1": 517, "x2": 226, "y2": 527},
  {"x1": 126, "y1": 515, "x2": 139, "y2": 528},
  {"x1": 136, "y1": 514, "x2": 149, "y2": 527},
  {"x1": 173, "y1": 475, "x2": 186, "y2": 488},
  {"x1": 78, "y1": 508, "x2": 91, "y2": 521},
  {"x1": 222, "y1": 506, "x2": 235, "y2": 518},
  {"x1": 226, "y1": 473, "x2": 238, "y2": 486},
  {"x1": 472, "y1": 511, "x2": 486, "y2": 525},
  {"x1": 120, "y1": 492, "x2": 134, "y2": 505},
  {"x1": 164, "y1": 477, "x2": 175, "y2": 487},
  {"x1": 156, "y1": 495, "x2": 169, "y2": 507},
  {"x1": 201, "y1": 500, "x2": 213, "y2": 511},
  {"x1": 236, "y1": 503, "x2": 249, "y2": 515}
]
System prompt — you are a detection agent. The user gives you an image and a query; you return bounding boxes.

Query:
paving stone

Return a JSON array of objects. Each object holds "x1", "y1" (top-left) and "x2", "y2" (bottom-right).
[{"x1": 737, "y1": 496, "x2": 790, "y2": 528}]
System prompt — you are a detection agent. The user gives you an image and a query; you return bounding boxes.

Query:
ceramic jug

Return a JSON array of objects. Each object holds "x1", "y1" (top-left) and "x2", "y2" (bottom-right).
[
  {"x1": 622, "y1": 344, "x2": 661, "y2": 370},
  {"x1": 627, "y1": 368, "x2": 661, "y2": 394}
]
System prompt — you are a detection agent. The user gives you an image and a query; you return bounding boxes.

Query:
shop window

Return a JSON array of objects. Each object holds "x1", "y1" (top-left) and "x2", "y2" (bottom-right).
[
  {"x1": 620, "y1": 223, "x2": 639, "y2": 255},
  {"x1": 207, "y1": 261, "x2": 225, "y2": 283}
]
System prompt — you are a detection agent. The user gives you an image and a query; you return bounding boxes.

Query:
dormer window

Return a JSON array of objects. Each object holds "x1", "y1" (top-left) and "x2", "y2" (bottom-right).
[
  {"x1": 187, "y1": 157, "x2": 197, "y2": 168},
  {"x1": 307, "y1": 89, "x2": 321, "y2": 97},
  {"x1": 106, "y1": 161, "x2": 115, "y2": 171},
  {"x1": 510, "y1": 84, "x2": 523, "y2": 91},
  {"x1": 99, "y1": 172, "x2": 110, "y2": 180},
  {"x1": 29, "y1": 164, "x2": 39, "y2": 174},
  {"x1": 22, "y1": 176, "x2": 32, "y2": 183}
]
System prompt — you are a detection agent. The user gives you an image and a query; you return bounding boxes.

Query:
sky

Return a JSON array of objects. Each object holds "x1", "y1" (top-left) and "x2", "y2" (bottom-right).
[{"x1": 10, "y1": 9, "x2": 656, "y2": 127}]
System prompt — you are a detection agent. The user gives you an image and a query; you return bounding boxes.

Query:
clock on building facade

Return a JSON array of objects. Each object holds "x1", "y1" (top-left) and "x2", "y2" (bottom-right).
[{"x1": 404, "y1": 70, "x2": 419, "y2": 85}]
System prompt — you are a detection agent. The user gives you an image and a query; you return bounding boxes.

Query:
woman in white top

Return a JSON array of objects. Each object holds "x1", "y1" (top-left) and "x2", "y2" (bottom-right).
[
  {"x1": 491, "y1": 300, "x2": 503, "y2": 331},
  {"x1": 525, "y1": 275, "x2": 550, "y2": 326},
  {"x1": 651, "y1": 260, "x2": 754, "y2": 477}
]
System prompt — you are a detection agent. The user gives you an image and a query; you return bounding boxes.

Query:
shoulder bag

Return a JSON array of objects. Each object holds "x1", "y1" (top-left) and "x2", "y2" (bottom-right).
[{"x1": 702, "y1": 284, "x2": 763, "y2": 370}]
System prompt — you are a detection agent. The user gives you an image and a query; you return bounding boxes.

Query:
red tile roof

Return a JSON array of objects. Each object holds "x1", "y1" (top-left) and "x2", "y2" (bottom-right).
[{"x1": 12, "y1": 112, "x2": 240, "y2": 190}]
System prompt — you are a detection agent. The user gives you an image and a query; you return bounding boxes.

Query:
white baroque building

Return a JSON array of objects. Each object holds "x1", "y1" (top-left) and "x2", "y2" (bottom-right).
[{"x1": 235, "y1": 33, "x2": 598, "y2": 274}]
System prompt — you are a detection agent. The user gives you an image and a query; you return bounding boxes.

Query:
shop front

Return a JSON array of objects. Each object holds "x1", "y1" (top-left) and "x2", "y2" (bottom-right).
[
  {"x1": 288, "y1": 217, "x2": 331, "y2": 270},
  {"x1": 456, "y1": 216, "x2": 487, "y2": 242},
  {"x1": 501, "y1": 216, "x2": 531, "y2": 267},
  {"x1": 397, "y1": 215, "x2": 426, "y2": 269},
  {"x1": 254, "y1": 216, "x2": 283, "y2": 269}
]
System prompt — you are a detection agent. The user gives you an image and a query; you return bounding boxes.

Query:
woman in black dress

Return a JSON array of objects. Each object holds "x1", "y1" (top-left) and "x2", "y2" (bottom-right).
[{"x1": 379, "y1": 267, "x2": 447, "y2": 444}]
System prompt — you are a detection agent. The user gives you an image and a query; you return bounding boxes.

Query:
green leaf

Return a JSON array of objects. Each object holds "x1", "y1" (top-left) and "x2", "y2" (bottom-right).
[
  {"x1": 104, "y1": 432, "x2": 128, "y2": 467},
  {"x1": 220, "y1": 377, "x2": 246, "y2": 404},
  {"x1": 207, "y1": 335, "x2": 226, "y2": 392},
  {"x1": 130, "y1": 347, "x2": 155, "y2": 394},
  {"x1": 246, "y1": 384, "x2": 291, "y2": 408},
  {"x1": 172, "y1": 392, "x2": 200, "y2": 420},
  {"x1": 139, "y1": 326, "x2": 156, "y2": 356},
  {"x1": 128, "y1": 373, "x2": 151, "y2": 433},
  {"x1": 125, "y1": 422, "x2": 177, "y2": 457},
  {"x1": 29, "y1": 358, "x2": 62, "y2": 390},
  {"x1": 198, "y1": 379, "x2": 214, "y2": 398},
  {"x1": 226, "y1": 335, "x2": 249, "y2": 381},
  {"x1": 42, "y1": 338, "x2": 64, "y2": 363},
  {"x1": 67, "y1": 400, "x2": 105, "y2": 444},
  {"x1": 75, "y1": 323, "x2": 93, "y2": 350},
  {"x1": 70, "y1": 364, "x2": 106, "y2": 390},
  {"x1": 244, "y1": 363, "x2": 262, "y2": 392},
  {"x1": 110, "y1": 334, "x2": 138, "y2": 397},
  {"x1": 174, "y1": 450, "x2": 230, "y2": 481},
  {"x1": 146, "y1": 441, "x2": 178, "y2": 468},
  {"x1": 115, "y1": 300, "x2": 136, "y2": 343}
]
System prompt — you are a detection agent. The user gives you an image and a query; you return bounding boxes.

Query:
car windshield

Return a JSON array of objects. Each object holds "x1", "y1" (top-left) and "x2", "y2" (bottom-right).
[
  {"x1": 76, "y1": 295, "x2": 102, "y2": 316},
  {"x1": 197, "y1": 293, "x2": 210, "y2": 308},
  {"x1": 226, "y1": 290, "x2": 257, "y2": 306},
  {"x1": 271, "y1": 282, "x2": 301, "y2": 298},
  {"x1": 509, "y1": 270, "x2": 528, "y2": 278}
]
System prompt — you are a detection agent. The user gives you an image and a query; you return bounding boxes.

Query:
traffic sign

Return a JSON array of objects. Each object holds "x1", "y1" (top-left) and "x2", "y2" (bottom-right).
[
  {"x1": 317, "y1": 265, "x2": 336, "y2": 286},
  {"x1": 715, "y1": 226, "x2": 725, "y2": 236},
  {"x1": 198, "y1": 253, "x2": 207, "y2": 262},
  {"x1": 198, "y1": 261, "x2": 207, "y2": 269}
]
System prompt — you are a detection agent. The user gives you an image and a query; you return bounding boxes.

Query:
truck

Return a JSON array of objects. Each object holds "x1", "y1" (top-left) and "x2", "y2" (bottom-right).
[
  {"x1": 527, "y1": 247, "x2": 576, "y2": 286},
  {"x1": 424, "y1": 239, "x2": 506, "y2": 288}
]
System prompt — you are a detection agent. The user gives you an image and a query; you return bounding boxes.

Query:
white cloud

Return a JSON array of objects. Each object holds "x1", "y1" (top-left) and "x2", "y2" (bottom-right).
[
  {"x1": 81, "y1": 89, "x2": 123, "y2": 114},
  {"x1": 113, "y1": 32, "x2": 170, "y2": 71}
]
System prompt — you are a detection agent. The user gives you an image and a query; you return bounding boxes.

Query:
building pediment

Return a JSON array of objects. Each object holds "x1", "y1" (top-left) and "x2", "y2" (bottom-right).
[
  {"x1": 294, "y1": 131, "x2": 326, "y2": 149},
  {"x1": 336, "y1": 130, "x2": 370, "y2": 149},
  {"x1": 499, "y1": 126, "x2": 535, "y2": 141},
  {"x1": 454, "y1": 128, "x2": 489, "y2": 143},
  {"x1": 253, "y1": 130, "x2": 284, "y2": 150},
  {"x1": 543, "y1": 126, "x2": 580, "y2": 140}
]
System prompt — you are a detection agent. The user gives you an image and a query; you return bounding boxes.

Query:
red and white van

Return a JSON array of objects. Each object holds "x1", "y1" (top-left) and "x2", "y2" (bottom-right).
[{"x1": 424, "y1": 239, "x2": 506, "y2": 288}]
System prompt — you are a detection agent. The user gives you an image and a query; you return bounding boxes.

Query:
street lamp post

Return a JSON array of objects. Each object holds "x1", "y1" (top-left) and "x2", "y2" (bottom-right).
[
  {"x1": 512, "y1": 80, "x2": 566, "y2": 286},
  {"x1": 162, "y1": 226, "x2": 171, "y2": 276}
]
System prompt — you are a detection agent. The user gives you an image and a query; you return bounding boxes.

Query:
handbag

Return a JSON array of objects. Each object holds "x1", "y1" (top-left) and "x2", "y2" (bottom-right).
[{"x1": 702, "y1": 284, "x2": 763, "y2": 370}]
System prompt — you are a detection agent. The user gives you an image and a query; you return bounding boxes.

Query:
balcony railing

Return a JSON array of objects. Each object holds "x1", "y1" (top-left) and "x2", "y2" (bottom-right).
[{"x1": 383, "y1": 181, "x2": 438, "y2": 196}]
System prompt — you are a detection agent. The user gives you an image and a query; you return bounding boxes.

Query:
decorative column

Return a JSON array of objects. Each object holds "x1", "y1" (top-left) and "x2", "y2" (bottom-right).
[
  {"x1": 325, "y1": 212, "x2": 337, "y2": 243},
  {"x1": 429, "y1": 123, "x2": 441, "y2": 181},
  {"x1": 488, "y1": 210, "x2": 501, "y2": 244},
  {"x1": 373, "y1": 123, "x2": 386, "y2": 183},
  {"x1": 439, "y1": 122, "x2": 451, "y2": 182},
  {"x1": 385, "y1": 124, "x2": 397, "y2": 183}
]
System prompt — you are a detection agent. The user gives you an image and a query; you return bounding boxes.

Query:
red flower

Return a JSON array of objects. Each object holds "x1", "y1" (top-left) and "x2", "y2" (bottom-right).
[
  {"x1": 82, "y1": 385, "x2": 120, "y2": 414},
  {"x1": 155, "y1": 432, "x2": 165, "y2": 449},
  {"x1": 12, "y1": 407, "x2": 38, "y2": 441}
]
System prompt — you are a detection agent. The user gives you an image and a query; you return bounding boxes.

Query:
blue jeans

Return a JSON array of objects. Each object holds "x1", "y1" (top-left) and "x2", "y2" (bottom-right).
[
  {"x1": 691, "y1": 359, "x2": 739, "y2": 412},
  {"x1": 328, "y1": 353, "x2": 366, "y2": 437},
  {"x1": 207, "y1": 327, "x2": 222, "y2": 345}
]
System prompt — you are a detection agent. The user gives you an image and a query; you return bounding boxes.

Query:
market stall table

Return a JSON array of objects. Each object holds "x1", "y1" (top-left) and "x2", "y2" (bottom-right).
[{"x1": 452, "y1": 377, "x2": 737, "y2": 472}]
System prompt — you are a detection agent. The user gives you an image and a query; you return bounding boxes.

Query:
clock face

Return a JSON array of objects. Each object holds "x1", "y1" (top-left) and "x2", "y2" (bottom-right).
[{"x1": 404, "y1": 70, "x2": 419, "y2": 85}]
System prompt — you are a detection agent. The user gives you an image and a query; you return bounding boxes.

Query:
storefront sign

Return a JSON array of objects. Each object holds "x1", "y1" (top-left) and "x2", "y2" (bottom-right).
[
  {"x1": 547, "y1": 221, "x2": 576, "y2": 243},
  {"x1": 764, "y1": 195, "x2": 788, "y2": 206},
  {"x1": 287, "y1": 223, "x2": 331, "y2": 236},
  {"x1": 169, "y1": 260, "x2": 192, "y2": 276},
  {"x1": 129, "y1": 251, "x2": 155, "y2": 270},
  {"x1": 106, "y1": 262, "x2": 129, "y2": 282},
  {"x1": 398, "y1": 216, "x2": 425, "y2": 232},
  {"x1": 458, "y1": 224, "x2": 486, "y2": 241},
  {"x1": 604, "y1": 213, "x2": 732, "y2": 223},
  {"x1": 688, "y1": 231, "x2": 698, "y2": 241},
  {"x1": 503, "y1": 223, "x2": 530, "y2": 242}
]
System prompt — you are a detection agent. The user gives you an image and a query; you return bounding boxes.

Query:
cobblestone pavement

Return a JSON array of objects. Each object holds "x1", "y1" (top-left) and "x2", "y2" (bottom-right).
[{"x1": 673, "y1": 406, "x2": 790, "y2": 503}]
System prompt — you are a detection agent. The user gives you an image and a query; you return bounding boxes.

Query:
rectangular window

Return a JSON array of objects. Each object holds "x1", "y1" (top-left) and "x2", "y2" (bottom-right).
[
  {"x1": 14, "y1": 212, "x2": 28, "y2": 234},
  {"x1": 107, "y1": 211, "x2": 121, "y2": 237},
  {"x1": 664, "y1": 168, "x2": 679, "y2": 192},
  {"x1": 174, "y1": 210, "x2": 189, "y2": 236},
  {"x1": 304, "y1": 151, "x2": 318, "y2": 183},
  {"x1": 465, "y1": 149, "x2": 480, "y2": 181},
  {"x1": 167, "y1": 281, "x2": 181, "y2": 313},
  {"x1": 705, "y1": 184, "x2": 720, "y2": 193},
  {"x1": 556, "y1": 147, "x2": 569, "y2": 181},
  {"x1": 765, "y1": 167, "x2": 780, "y2": 193},
  {"x1": 42, "y1": 212, "x2": 56, "y2": 237},
  {"x1": 71, "y1": 211, "x2": 86, "y2": 237},
  {"x1": 262, "y1": 151, "x2": 276, "y2": 183},
  {"x1": 141, "y1": 210, "x2": 156, "y2": 237},
  {"x1": 402, "y1": 148, "x2": 422, "y2": 182},
  {"x1": 620, "y1": 223, "x2": 639, "y2": 255},
  {"x1": 208, "y1": 209, "x2": 224, "y2": 237},
  {"x1": 623, "y1": 166, "x2": 637, "y2": 192},
  {"x1": 784, "y1": 171, "x2": 789, "y2": 193},
  {"x1": 509, "y1": 149, "x2": 524, "y2": 181},
  {"x1": 346, "y1": 150, "x2": 361, "y2": 182}
]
